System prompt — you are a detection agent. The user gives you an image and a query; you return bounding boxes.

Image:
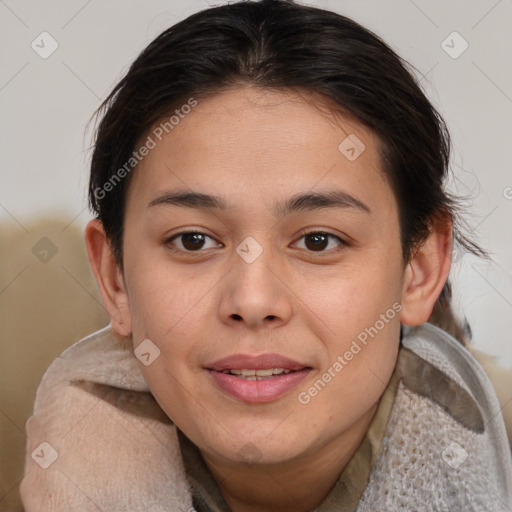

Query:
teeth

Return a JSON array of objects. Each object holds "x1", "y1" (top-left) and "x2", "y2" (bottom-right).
[{"x1": 220, "y1": 368, "x2": 293, "y2": 379}]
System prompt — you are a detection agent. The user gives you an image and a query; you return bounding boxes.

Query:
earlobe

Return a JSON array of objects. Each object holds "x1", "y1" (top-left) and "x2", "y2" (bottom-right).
[
  {"x1": 399, "y1": 217, "x2": 452, "y2": 326},
  {"x1": 84, "y1": 219, "x2": 132, "y2": 336}
]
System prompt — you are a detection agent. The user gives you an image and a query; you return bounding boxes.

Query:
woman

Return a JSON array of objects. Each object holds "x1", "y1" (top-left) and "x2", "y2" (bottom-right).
[{"x1": 20, "y1": 0, "x2": 512, "y2": 510}]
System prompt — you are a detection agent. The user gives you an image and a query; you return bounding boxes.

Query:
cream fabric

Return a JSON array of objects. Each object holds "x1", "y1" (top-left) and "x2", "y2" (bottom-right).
[{"x1": 19, "y1": 323, "x2": 512, "y2": 511}]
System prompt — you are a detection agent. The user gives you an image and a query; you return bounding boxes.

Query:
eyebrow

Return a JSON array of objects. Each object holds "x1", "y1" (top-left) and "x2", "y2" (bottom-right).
[{"x1": 148, "y1": 189, "x2": 371, "y2": 217}]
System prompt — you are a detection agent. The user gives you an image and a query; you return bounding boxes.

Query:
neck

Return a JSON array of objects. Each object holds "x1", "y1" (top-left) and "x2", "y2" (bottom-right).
[{"x1": 200, "y1": 403, "x2": 378, "y2": 512}]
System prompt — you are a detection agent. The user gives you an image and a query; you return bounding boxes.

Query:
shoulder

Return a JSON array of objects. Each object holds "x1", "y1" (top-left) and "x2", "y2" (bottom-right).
[
  {"x1": 31, "y1": 325, "x2": 149, "y2": 393},
  {"x1": 361, "y1": 323, "x2": 512, "y2": 510},
  {"x1": 468, "y1": 343, "x2": 512, "y2": 447},
  {"x1": 392, "y1": 323, "x2": 512, "y2": 506},
  {"x1": 20, "y1": 326, "x2": 193, "y2": 511},
  {"x1": 401, "y1": 322, "x2": 510, "y2": 438}
]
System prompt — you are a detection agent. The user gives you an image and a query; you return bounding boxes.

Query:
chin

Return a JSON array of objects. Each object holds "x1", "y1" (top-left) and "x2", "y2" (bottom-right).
[{"x1": 211, "y1": 429, "x2": 311, "y2": 466}]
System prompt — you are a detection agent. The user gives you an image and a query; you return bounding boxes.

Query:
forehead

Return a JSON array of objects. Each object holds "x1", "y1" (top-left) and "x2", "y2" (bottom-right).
[{"x1": 127, "y1": 86, "x2": 396, "y2": 220}]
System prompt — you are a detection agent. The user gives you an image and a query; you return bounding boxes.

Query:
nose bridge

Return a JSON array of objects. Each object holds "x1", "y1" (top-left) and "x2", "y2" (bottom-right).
[
  {"x1": 220, "y1": 234, "x2": 292, "y2": 328},
  {"x1": 233, "y1": 234, "x2": 280, "y2": 298}
]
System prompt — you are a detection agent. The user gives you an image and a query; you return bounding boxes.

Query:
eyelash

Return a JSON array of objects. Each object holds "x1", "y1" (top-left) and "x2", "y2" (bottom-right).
[{"x1": 164, "y1": 229, "x2": 349, "y2": 255}]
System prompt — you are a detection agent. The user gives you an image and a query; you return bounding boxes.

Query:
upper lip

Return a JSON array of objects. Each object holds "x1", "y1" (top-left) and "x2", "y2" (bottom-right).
[{"x1": 206, "y1": 353, "x2": 308, "y2": 371}]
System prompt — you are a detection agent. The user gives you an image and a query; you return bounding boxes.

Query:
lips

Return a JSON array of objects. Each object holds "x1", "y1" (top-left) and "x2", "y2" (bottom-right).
[
  {"x1": 206, "y1": 353, "x2": 307, "y2": 372},
  {"x1": 205, "y1": 353, "x2": 311, "y2": 403}
]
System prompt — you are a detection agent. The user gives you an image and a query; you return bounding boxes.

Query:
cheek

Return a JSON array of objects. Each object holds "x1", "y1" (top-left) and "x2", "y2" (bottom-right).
[
  {"x1": 305, "y1": 252, "x2": 403, "y2": 394},
  {"x1": 124, "y1": 252, "x2": 204, "y2": 337},
  {"x1": 307, "y1": 254, "x2": 403, "y2": 334},
  {"x1": 125, "y1": 256, "x2": 214, "y2": 383},
  {"x1": 298, "y1": 311, "x2": 400, "y2": 438},
  {"x1": 138, "y1": 361, "x2": 207, "y2": 434}
]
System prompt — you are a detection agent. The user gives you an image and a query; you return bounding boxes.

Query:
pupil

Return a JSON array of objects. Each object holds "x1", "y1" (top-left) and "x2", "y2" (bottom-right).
[
  {"x1": 306, "y1": 233, "x2": 327, "y2": 251},
  {"x1": 183, "y1": 233, "x2": 204, "y2": 250}
]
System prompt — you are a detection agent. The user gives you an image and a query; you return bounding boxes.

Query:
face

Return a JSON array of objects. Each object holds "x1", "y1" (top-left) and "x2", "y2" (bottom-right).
[{"x1": 119, "y1": 86, "x2": 406, "y2": 465}]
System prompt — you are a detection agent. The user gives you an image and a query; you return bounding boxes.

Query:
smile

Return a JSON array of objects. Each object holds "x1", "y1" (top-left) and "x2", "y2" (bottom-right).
[
  {"x1": 205, "y1": 352, "x2": 312, "y2": 403},
  {"x1": 220, "y1": 368, "x2": 294, "y2": 379},
  {"x1": 207, "y1": 367, "x2": 311, "y2": 402}
]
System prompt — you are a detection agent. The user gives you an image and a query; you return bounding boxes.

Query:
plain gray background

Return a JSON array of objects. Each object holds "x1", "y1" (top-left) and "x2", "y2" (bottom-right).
[{"x1": 1, "y1": 0, "x2": 511, "y2": 364}]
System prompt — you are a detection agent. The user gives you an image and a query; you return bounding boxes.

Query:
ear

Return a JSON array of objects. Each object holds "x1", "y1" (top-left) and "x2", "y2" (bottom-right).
[
  {"x1": 84, "y1": 219, "x2": 132, "y2": 336},
  {"x1": 399, "y1": 214, "x2": 452, "y2": 326}
]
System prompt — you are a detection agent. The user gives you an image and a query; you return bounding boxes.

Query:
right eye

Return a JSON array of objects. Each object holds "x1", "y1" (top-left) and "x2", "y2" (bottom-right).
[{"x1": 164, "y1": 231, "x2": 222, "y2": 252}]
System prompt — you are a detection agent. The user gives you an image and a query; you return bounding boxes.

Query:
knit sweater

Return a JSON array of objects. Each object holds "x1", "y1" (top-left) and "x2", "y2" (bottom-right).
[{"x1": 19, "y1": 322, "x2": 512, "y2": 511}]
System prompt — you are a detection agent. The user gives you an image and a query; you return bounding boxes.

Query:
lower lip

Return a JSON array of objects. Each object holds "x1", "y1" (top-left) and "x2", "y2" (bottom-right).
[{"x1": 207, "y1": 369, "x2": 310, "y2": 403}]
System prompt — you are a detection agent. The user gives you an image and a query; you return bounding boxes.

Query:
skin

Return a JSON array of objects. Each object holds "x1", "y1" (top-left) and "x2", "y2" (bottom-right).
[{"x1": 85, "y1": 85, "x2": 451, "y2": 511}]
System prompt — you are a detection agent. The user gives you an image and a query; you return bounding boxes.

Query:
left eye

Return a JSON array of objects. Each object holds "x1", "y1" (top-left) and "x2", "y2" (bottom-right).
[
  {"x1": 294, "y1": 231, "x2": 346, "y2": 252},
  {"x1": 165, "y1": 231, "x2": 346, "y2": 253}
]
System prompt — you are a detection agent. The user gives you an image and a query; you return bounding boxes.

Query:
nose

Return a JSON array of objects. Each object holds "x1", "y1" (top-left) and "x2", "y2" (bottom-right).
[{"x1": 218, "y1": 239, "x2": 293, "y2": 330}]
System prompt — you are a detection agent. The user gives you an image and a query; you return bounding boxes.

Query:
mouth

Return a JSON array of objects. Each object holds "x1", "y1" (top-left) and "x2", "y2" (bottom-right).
[
  {"x1": 218, "y1": 368, "x2": 295, "y2": 380},
  {"x1": 205, "y1": 353, "x2": 312, "y2": 403}
]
